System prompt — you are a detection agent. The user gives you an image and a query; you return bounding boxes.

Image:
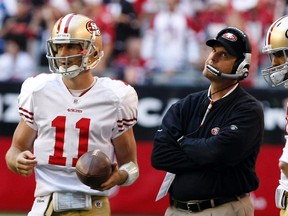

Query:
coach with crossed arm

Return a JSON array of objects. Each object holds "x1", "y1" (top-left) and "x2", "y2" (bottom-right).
[{"x1": 151, "y1": 27, "x2": 264, "y2": 215}]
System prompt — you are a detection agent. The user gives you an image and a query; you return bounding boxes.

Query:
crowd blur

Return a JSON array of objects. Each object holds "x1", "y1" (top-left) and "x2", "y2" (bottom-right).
[{"x1": 0, "y1": 0, "x2": 285, "y2": 87}]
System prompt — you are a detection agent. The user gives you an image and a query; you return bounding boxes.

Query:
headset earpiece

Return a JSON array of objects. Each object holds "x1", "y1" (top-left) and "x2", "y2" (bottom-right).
[
  {"x1": 225, "y1": 28, "x2": 251, "y2": 80},
  {"x1": 233, "y1": 53, "x2": 251, "y2": 80}
]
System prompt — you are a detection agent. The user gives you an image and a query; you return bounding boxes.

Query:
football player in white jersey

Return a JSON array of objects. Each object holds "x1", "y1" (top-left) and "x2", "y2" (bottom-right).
[
  {"x1": 261, "y1": 15, "x2": 288, "y2": 215},
  {"x1": 5, "y1": 13, "x2": 139, "y2": 216}
]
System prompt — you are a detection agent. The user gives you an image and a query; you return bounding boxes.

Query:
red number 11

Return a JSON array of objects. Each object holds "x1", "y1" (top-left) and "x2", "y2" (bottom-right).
[{"x1": 48, "y1": 116, "x2": 91, "y2": 167}]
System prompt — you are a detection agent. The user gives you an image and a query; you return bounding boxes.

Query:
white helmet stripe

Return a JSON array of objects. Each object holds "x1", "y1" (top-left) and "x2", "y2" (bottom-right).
[
  {"x1": 266, "y1": 16, "x2": 286, "y2": 46},
  {"x1": 57, "y1": 13, "x2": 75, "y2": 34}
]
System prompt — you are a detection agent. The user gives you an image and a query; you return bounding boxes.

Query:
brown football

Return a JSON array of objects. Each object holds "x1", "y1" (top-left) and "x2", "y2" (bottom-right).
[{"x1": 76, "y1": 149, "x2": 113, "y2": 188}]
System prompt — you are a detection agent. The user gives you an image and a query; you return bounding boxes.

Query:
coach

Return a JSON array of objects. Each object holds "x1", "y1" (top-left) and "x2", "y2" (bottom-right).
[{"x1": 151, "y1": 26, "x2": 264, "y2": 216}]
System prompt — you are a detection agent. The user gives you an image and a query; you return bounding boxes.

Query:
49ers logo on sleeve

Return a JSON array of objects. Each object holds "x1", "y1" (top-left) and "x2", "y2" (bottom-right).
[{"x1": 86, "y1": 21, "x2": 101, "y2": 36}]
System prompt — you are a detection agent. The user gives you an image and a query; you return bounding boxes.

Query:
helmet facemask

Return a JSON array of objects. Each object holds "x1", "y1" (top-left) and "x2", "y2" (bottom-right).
[{"x1": 262, "y1": 48, "x2": 288, "y2": 87}]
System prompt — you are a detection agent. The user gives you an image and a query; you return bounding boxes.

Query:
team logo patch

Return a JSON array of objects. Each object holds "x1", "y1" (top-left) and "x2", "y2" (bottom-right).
[
  {"x1": 230, "y1": 125, "x2": 238, "y2": 130},
  {"x1": 211, "y1": 127, "x2": 220, "y2": 135},
  {"x1": 73, "y1": 99, "x2": 80, "y2": 104},
  {"x1": 86, "y1": 21, "x2": 101, "y2": 36},
  {"x1": 94, "y1": 200, "x2": 103, "y2": 208},
  {"x1": 222, "y1": 33, "x2": 237, "y2": 42},
  {"x1": 36, "y1": 197, "x2": 45, "y2": 203}
]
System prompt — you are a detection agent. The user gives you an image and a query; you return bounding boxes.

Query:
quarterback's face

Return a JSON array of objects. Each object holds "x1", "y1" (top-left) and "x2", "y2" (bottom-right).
[
  {"x1": 270, "y1": 50, "x2": 286, "y2": 66},
  {"x1": 55, "y1": 43, "x2": 83, "y2": 68}
]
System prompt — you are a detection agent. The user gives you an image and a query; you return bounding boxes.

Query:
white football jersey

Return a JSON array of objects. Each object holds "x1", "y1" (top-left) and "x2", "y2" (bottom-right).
[{"x1": 18, "y1": 73, "x2": 138, "y2": 197}]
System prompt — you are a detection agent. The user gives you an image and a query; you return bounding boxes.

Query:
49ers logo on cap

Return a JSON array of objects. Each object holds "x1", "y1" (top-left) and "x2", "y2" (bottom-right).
[
  {"x1": 222, "y1": 33, "x2": 237, "y2": 42},
  {"x1": 86, "y1": 21, "x2": 101, "y2": 36}
]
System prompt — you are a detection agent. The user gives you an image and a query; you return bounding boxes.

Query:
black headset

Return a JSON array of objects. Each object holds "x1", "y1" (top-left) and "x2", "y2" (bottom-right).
[{"x1": 207, "y1": 27, "x2": 252, "y2": 81}]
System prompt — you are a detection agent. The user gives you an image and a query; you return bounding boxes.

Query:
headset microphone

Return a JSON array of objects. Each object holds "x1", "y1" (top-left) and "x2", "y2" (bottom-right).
[{"x1": 206, "y1": 65, "x2": 248, "y2": 80}]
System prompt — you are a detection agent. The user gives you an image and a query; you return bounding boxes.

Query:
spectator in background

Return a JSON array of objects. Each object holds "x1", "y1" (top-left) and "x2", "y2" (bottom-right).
[
  {"x1": 133, "y1": 0, "x2": 159, "y2": 35},
  {"x1": 0, "y1": 33, "x2": 36, "y2": 81},
  {"x1": 105, "y1": 0, "x2": 140, "y2": 58},
  {"x1": 48, "y1": 0, "x2": 71, "y2": 14},
  {"x1": 178, "y1": 0, "x2": 205, "y2": 18},
  {"x1": 0, "y1": 1, "x2": 10, "y2": 54},
  {"x1": 1, "y1": 0, "x2": 17, "y2": 18},
  {"x1": 113, "y1": 36, "x2": 148, "y2": 85},
  {"x1": 68, "y1": 0, "x2": 86, "y2": 14},
  {"x1": 0, "y1": 0, "x2": 36, "y2": 56},
  {"x1": 199, "y1": 0, "x2": 228, "y2": 39},
  {"x1": 0, "y1": 0, "x2": 279, "y2": 87},
  {"x1": 274, "y1": 0, "x2": 288, "y2": 19},
  {"x1": 140, "y1": 0, "x2": 201, "y2": 84}
]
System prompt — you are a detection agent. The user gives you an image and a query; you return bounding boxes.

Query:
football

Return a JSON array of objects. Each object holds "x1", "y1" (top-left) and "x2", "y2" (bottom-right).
[{"x1": 75, "y1": 149, "x2": 113, "y2": 188}]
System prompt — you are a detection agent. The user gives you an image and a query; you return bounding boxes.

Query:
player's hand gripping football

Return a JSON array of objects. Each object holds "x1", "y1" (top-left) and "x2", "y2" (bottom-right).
[
  {"x1": 90, "y1": 163, "x2": 128, "y2": 191},
  {"x1": 15, "y1": 150, "x2": 37, "y2": 177}
]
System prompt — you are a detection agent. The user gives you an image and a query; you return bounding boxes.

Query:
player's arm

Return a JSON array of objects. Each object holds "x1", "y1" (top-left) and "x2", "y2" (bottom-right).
[
  {"x1": 279, "y1": 135, "x2": 288, "y2": 177},
  {"x1": 279, "y1": 161, "x2": 288, "y2": 177},
  {"x1": 98, "y1": 83, "x2": 139, "y2": 190},
  {"x1": 5, "y1": 118, "x2": 37, "y2": 177},
  {"x1": 113, "y1": 128, "x2": 137, "y2": 165},
  {"x1": 113, "y1": 127, "x2": 138, "y2": 185}
]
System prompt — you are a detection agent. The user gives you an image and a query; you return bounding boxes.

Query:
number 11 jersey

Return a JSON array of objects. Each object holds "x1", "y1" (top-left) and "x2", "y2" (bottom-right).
[{"x1": 18, "y1": 73, "x2": 138, "y2": 197}]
